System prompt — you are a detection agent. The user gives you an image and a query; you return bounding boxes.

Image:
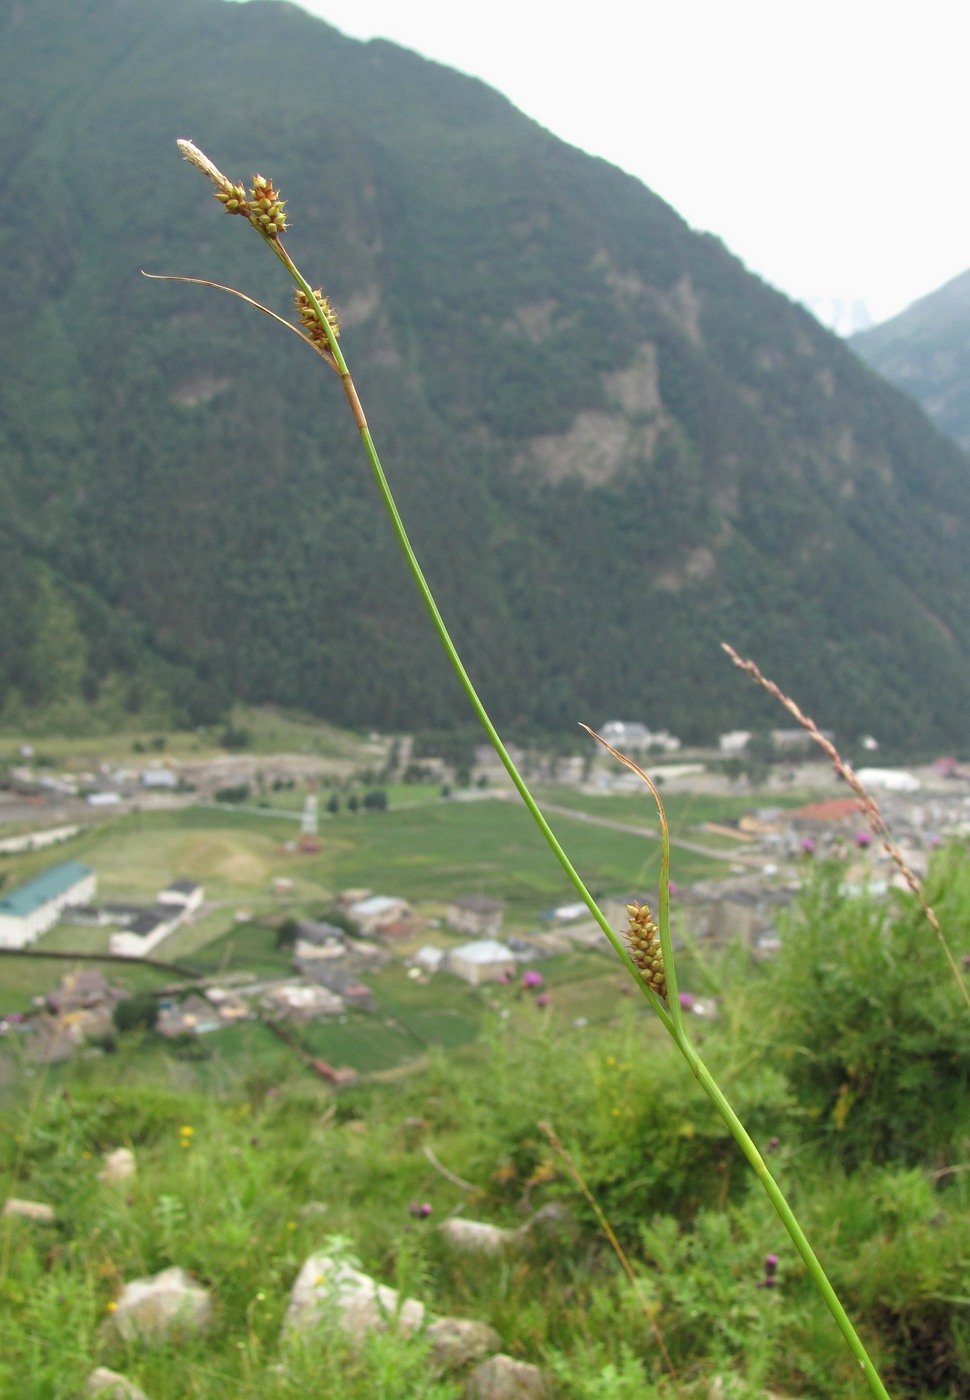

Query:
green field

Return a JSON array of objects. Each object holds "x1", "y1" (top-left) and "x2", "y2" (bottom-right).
[{"x1": 0, "y1": 787, "x2": 745, "y2": 1031}]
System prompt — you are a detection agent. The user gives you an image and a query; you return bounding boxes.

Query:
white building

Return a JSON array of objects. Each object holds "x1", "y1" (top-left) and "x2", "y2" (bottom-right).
[
  {"x1": 446, "y1": 939, "x2": 516, "y2": 986},
  {"x1": 347, "y1": 894, "x2": 414, "y2": 935},
  {"x1": 719, "y1": 731, "x2": 752, "y2": 756},
  {"x1": 600, "y1": 722, "x2": 681, "y2": 753},
  {"x1": 0, "y1": 862, "x2": 97, "y2": 949},
  {"x1": 157, "y1": 880, "x2": 204, "y2": 916},
  {"x1": 447, "y1": 895, "x2": 504, "y2": 939}
]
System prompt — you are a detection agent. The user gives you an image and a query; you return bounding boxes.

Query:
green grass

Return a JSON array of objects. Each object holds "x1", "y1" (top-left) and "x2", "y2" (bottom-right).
[
  {"x1": 539, "y1": 784, "x2": 810, "y2": 837},
  {"x1": 0, "y1": 705, "x2": 375, "y2": 767}
]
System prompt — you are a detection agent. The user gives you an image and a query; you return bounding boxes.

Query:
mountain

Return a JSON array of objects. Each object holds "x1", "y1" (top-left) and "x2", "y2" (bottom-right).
[
  {"x1": 851, "y1": 269, "x2": 970, "y2": 453},
  {"x1": 3, "y1": 0, "x2": 970, "y2": 749}
]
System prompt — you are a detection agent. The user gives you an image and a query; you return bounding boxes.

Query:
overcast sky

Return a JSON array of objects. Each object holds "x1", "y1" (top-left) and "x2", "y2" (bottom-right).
[{"x1": 257, "y1": 0, "x2": 969, "y2": 329}]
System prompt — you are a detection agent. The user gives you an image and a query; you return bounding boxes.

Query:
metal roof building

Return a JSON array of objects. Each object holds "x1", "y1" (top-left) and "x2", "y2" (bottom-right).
[{"x1": 0, "y1": 861, "x2": 96, "y2": 949}]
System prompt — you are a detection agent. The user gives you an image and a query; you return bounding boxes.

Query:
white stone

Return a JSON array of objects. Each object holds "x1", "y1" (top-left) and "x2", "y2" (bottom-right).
[
  {"x1": 465, "y1": 1353, "x2": 548, "y2": 1398},
  {"x1": 3, "y1": 1197, "x2": 55, "y2": 1223},
  {"x1": 438, "y1": 1218, "x2": 516, "y2": 1253},
  {"x1": 426, "y1": 1316, "x2": 502, "y2": 1370},
  {"x1": 99, "y1": 1148, "x2": 136, "y2": 1184},
  {"x1": 284, "y1": 1253, "x2": 425, "y2": 1342},
  {"x1": 87, "y1": 1367, "x2": 150, "y2": 1399},
  {"x1": 110, "y1": 1266, "x2": 212, "y2": 1345}
]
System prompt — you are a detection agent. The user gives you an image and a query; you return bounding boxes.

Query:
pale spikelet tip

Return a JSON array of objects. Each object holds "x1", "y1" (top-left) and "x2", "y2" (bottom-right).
[{"x1": 177, "y1": 139, "x2": 233, "y2": 193}]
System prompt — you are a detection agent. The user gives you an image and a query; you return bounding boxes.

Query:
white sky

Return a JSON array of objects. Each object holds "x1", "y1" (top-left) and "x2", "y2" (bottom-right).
[{"x1": 257, "y1": 0, "x2": 970, "y2": 327}]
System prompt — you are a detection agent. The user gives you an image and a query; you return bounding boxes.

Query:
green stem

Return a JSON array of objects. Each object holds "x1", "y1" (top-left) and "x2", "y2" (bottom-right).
[
  {"x1": 247, "y1": 231, "x2": 887, "y2": 1399},
  {"x1": 681, "y1": 1035, "x2": 890, "y2": 1398},
  {"x1": 347, "y1": 354, "x2": 888, "y2": 1398}
]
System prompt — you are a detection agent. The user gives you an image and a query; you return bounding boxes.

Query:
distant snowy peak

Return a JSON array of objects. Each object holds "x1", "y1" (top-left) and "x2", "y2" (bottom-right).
[{"x1": 801, "y1": 295, "x2": 874, "y2": 337}]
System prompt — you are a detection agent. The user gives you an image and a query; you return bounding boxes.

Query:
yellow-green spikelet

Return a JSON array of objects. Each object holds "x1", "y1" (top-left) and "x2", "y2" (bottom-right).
[
  {"x1": 625, "y1": 902, "x2": 666, "y2": 1002},
  {"x1": 294, "y1": 287, "x2": 340, "y2": 348}
]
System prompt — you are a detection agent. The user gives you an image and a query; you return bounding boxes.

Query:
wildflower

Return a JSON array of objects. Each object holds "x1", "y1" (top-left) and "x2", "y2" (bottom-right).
[
  {"x1": 106, "y1": 1300, "x2": 117, "y2": 1313},
  {"x1": 535, "y1": 993, "x2": 550, "y2": 1008},
  {"x1": 757, "y1": 1252, "x2": 780, "y2": 1288},
  {"x1": 679, "y1": 992, "x2": 695, "y2": 1011},
  {"x1": 766, "y1": 1136, "x2": 781, "y2": 1153},
  {"x1": 408, "y1": 1202, "x2": 432, "y2": 1219},
  {"x1": 624, "y1": 901, "x2": 666, "y2": 1002},
  {"x1": 800, "y1": 837, "x2": 815, "y2": 855},
  {"x1": 856, "y1": 831, "x2": 872, "y2": 847},
  {"x1": 521, "y1": 970, "x2": 543, "y2": 989},
  {"x1": 180, "y1": 1125, "x2": 193, "y2": 1137},
  {"x1": 287, "y1": 1221, "x2": 296, "y2": 1231}
]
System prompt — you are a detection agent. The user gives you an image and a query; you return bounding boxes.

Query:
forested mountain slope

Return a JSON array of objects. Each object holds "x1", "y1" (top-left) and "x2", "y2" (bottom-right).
[
  {"x1": 851, "y1": 267, "x2": 970, "y2": 454},
  {"x1": 3, "y1": 0, "x2": 970, "y2": 746}
]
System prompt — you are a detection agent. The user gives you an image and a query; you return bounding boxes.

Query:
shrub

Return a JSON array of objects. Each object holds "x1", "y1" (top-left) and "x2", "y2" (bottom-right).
[
  {"x1": 112, "y1": 992, "x2": 159, "y2": 1034},
  {"x1": 751, "y1": 860, "x2": 970, "y2": 1166}
]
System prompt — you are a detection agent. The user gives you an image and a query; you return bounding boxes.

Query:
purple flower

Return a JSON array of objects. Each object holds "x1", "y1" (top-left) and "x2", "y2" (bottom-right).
[
  {"x1": 408, "y1": 1202, "x2": 432, "y2": 1219},
  {"x1": 668, "y1": 880, "x2": 679, "y2": 899},
  {"x1": 521, "y1": 971, "x2": 544, "y2": 989},
  {"x1": 800, "y1": 837, "x2": 815, "y2": 855},
  {"x1": 678, "y1": 993, "x2": 695, "y2": 1011},
  {"x1": 855, "y1": 831, "x2": 872, "y2": 848},
  {"x1": 535, "y1": 993, "x2": 550, "y2": 1009},
  {"x1": 766, "y1": 1136, "x2": 781, "y2": 1153},
  {"x1": 764, "y1": 1254, "x2": 778, "y2": 1275}
]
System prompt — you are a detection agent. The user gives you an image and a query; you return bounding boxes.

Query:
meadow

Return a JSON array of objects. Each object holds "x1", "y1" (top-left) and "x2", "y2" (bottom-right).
[{"x1": 2, "y1": 856, "x2": 968, "y2": 1398}]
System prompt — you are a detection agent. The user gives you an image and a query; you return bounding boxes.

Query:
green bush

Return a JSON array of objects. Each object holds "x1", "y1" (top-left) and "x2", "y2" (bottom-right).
[
  {"x1": 751, "y1": 860, "x2": 970, "y2": 1166},
  {"x1": 112, "y1": 992, "x2": 159, "y2": 1034}
]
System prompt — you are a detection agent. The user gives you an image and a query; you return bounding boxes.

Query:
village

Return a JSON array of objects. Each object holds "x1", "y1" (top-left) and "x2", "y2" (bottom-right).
[{"x1": 2, "y1": 722, "x2": 969, "y2": 1073}]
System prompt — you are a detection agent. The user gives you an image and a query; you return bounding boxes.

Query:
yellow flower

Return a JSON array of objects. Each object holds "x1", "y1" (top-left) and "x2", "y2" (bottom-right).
[
  {"x1": 606, "y1": 1056, "x2": 616, "y2": 1067},
  {"x1": 287, "y1": 1221, "x2": 297, "y2": 1231},
  {"x1": 180, "y1": 1125, "x2": 194, "y2": 1136},
  {"x1": 106, "y1": 1301, "x2": 118, "y2": 1313}
]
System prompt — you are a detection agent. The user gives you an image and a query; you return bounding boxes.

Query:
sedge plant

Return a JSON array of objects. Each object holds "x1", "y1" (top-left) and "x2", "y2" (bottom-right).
[{"x1": 164, "y1": 141, "x2": 892, "y2": 1399}]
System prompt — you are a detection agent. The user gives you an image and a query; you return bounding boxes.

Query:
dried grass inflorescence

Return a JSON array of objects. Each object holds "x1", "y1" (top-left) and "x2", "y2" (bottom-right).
[
  {"x1": 722, "y1": 641, "x2": 970, "y2": 1010},
  {"x1": 176, "y1": 142, "x2": 287, "y2": 238},
  {"x1": 295, "y1": 287, "x2": 340, "y2": 348},
  {"x1": 625, "y1": 901, "x2": 667, "y2": 1002}
]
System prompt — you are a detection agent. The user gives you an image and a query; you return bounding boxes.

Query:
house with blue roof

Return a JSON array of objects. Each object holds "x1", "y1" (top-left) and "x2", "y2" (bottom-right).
[{"x1": 0, "y1": 861, "x2": 97, "y2": 949}]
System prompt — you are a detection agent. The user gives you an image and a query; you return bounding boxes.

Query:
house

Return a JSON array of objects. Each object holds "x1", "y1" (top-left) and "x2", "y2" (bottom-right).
[
  {"x1": 446, "y1": 939, "x2": 516, "y2": 986},
  {"x1": 157, "y1": 880, "x2": 204, "y2": 916},
  {"x1": 599, "y1": 722, "x2": 681, "y2": 753},
  {"x1": 347, "y1": 894, "x2": 414, "y2": 936},
  {"x1": 109, "y1": 907, "x2": 180, "y2": 958},
  {"x1": 0, "y1": 861, "x2": 97, "y2": 949},
  {"x1": 299, "y1": 963, "x2": 377, "y2": 1011},
  {"x1": 46, "y1": 969, "x2": 118, "y2": 1016},
  {"x1": 156, "y1": 995, "x2": 222, "y2": 1036},
  {"x1": 294, "y1": 930, "x2": 346, "y2": 962},
  {"x1": 414, "y1": 945, "x2": 446, "y2": 972},
  {"x1": 260, "y1": 981, "x2": 345, "y2": 1021},
  {"x1": 447, "y1": 895, "x2": 504, "y2": 939},
  {"x1": 140, "y1": 768, "x2": 178, "y2": 789},
  {"x1": 719, "y1": 731, "x2": 752, "y2": 756}
]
